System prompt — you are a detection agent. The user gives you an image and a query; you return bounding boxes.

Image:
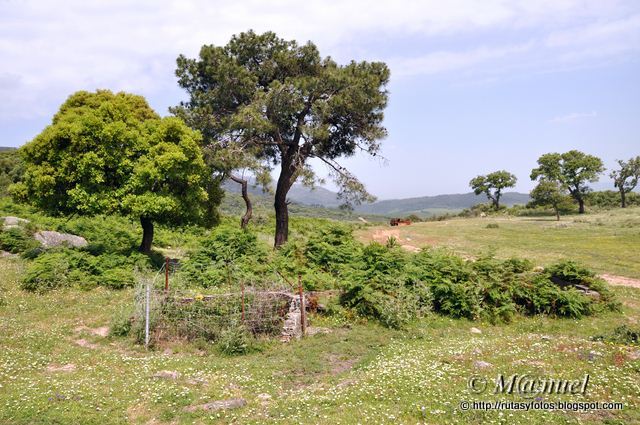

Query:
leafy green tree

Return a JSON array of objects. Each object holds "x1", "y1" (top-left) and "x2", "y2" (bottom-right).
[
  {"x1": 530, "y1": 180, "x2": 570, "y2": 221},
  {"x1": 172, "y1": 30, "x2": 389, "y2": 247},
  {"x1": 530, "y1": 150, "x2": 604, "y2": 214},
  {"x1": 469, "y1": 170, "x2": 517, "y2": 209},
  {"x1": 610, "y1": 156, "x2": 640, "y2": 208},
  {"x1": 12, "y1": 90, "x2": 210, "y2": 253},
  {"x1": 0, "y1": 149, "x2": 23, "y2": 196}
]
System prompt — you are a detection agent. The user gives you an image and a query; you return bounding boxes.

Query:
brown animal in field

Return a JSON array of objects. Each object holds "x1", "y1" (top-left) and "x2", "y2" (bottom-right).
[{"x1": 390, "y1": 218, "x2": 411, "y2": 226}]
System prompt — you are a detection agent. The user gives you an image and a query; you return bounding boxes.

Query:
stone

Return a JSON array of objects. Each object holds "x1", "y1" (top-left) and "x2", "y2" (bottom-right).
[
  {"x1": 153, "y1": 370, "x2": 180, "y2": 380},
  {"x1": 0, "y1": 250, "x2": 18, "y2": 258},
  {"x1": 184, "y1": 398, "x2": 246, "y2": 413},
  {"x1": 470, "y1": 327, "x2": 482, "y2": 334},
  {"x1": 473, "y1": 360, "x2": 493, "y2": 369},
  {"x1": 2, "y1": 216, "x2": 29, "y2": 229},
  {"x1": 34, "y1": 231, "x2": 87, "y2": 248}
]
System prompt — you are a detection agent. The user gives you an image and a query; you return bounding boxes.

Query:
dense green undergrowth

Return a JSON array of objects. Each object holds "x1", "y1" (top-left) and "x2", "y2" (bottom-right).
[{"x1": 0, "y1": 198, "x2": 620, "y2": 331}]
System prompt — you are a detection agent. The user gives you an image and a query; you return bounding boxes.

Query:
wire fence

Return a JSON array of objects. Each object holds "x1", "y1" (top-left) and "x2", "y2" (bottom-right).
[{"x1": 133, "y1": 260, "x2": 307, "y2": 348}]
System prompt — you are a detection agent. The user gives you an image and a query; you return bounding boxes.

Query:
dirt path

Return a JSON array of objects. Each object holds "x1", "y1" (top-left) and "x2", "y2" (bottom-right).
[{"x1": 600, "y1": 274, "x2": 640, "y2": 289}]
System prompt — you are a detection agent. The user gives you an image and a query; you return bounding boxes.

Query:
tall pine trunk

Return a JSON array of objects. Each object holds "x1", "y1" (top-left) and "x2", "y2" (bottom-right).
[
  {"x1": 139, "y1": 216, "x2": 154, "y2": 253},
  {"x1": 274, "y1": 162, "x2": 295, "y2": 248}
]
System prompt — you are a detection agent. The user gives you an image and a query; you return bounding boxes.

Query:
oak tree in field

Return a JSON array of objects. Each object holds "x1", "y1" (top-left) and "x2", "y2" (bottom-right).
[
  {"x1": 469, "y1": 170, "x2": 517, "y2": 209},
  {"x1": 529, "y1": 180, "x2": 570, "y2": 221},
  {"x1": 12, "y1": 90, "x2": 209, "y2": 253},
  {"x1": 172, "y1": 30, "x2": 389, "y2": 247},
  {"x1": 610, "y1": 156, "x2": 640, "y2": 208},
  {"x1": 530, "y1": 150, "x2": 604, "y2": 214}
]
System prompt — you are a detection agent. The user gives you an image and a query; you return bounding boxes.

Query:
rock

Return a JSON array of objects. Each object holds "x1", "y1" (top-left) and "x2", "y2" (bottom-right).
[
  {"x1": 163, "y1": 348, "x2": 173, "y2": 356},
  {"x1": 627, "y1": 350, "x2": 640, "y2": 361},
  {"x1": 533, "y1": 266, "x2": 545, "y2": 272},
  {"x1": 471, "y1": 347, "x2": 482, "y2": 355},
  {"x1": 473, "y1": 360, "x2": 493, "y2": 369},
  {"x1": 357, "y1": 217, "x2": 368, "y2": 224},
  {"x1": 479, "y1": 212, "x2": 487, "y2": 218},
  {"x1": 540, "y1": 335, "x2": 552, "y2": 341},
  {"x1": 46, "y1": 363, "x2": 76, "y2": 373},
  {"x1": 184, "y1": 398, "x2": 246, "y2": 413},
  {"x1": 470, "y1": 327, "x2": 482, "y2": 334},
  {"x1": 153, "y1": 370, "x2": 180, "y2": 380},
  {"x1": 2, "y1": 216, "x2": 29, "y2": 229},
  {"x1": 34, "y1": 231, "x2": 87, "y2": 248}
]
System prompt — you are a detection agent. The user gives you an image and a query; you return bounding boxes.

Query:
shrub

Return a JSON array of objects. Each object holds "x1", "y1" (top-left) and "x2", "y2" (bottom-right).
[
  {"x1": 179, "y1": 225, "x2": 268, "y2": 287},
  {"x1": 593, "y1": 325, "x2": 640, "y2": 345},
  {"x1": 485, "y1": 223, "x2": 499, "y2": 229},
  {"x1": 102, "y1": 268, "x2": 136, "y2": 289},
  {"x1": 0, "y1": 227, "x2": 40, "y2": 254},
  {"x1": 217, "y1": 324, "x2": 252, "y2": 356},
  {"x1": 20, "y1": 252, "x2": 72, "y2": 291}
]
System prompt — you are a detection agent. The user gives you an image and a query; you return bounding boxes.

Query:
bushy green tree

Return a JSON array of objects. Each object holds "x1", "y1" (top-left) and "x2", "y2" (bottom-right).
[
  {"x1": 12, "y1": 90, "x2": 212, "y2": 252},
  {"x1": 610, "y1": 156, "x2": 640, "y2": 208},
  {"x1": 530, "y1": 150, "x2": 604, "y2": 214},
  {"x1": 173, "y1": 30, "x2": 389, "y2": 247},
  {"x1": 469, "y1": 170, "x2": 517, "y2": 209},
  {"x1": 529, "y1": 180, "x2": 571, "y2": 221},
  {"x1": 0, "y1": 149, "x2": 23, "y2": 196}
]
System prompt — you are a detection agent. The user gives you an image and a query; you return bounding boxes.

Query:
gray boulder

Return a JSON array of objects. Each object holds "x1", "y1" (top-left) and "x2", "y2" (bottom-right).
[
  {"x1": 2, "y1": 216, "x2": 29, "y2": 230},
  {"x1": 34, "y1": 231, "x2": 87, "y2": 248}
]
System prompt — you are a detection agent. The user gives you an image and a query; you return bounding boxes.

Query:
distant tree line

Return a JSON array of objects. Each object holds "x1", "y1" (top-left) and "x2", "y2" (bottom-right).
[{"x1": 469, "y1": 151, "x2": 640, "y2": 220}]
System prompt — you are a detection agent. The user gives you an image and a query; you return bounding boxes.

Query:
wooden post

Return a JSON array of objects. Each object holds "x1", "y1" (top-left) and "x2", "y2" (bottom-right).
[
  {"x1": 298, "y1": 273, "x2": 305, "y2": 337},
  {"x1": 164, "y1": 257, "x2": 169, "y2": 293}
]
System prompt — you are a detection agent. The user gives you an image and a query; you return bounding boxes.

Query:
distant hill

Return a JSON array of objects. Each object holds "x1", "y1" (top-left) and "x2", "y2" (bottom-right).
[
  {"x1": 222, "y1": 178, "x2": 530, "y2": 218},
  {"x1": 354, "y1": 192, "x2": 531, "y2": 217},
  {"x1": 0, "y1": 147, "x2": 16, "y2": 152}
]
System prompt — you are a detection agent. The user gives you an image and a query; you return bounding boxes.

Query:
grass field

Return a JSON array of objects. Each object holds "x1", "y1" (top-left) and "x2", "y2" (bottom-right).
[
  {"x1": 356, "y1": 207, "x2": 640, "y2": 279},
  {"x1": 1, "y1": 255, "x2": 640, "y2": 424},
  {"x1": 2, "y1": 208, "x2": 640, "y2": 424}
]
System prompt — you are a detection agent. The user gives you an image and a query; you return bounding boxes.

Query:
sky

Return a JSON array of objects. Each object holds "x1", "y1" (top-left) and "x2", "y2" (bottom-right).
[{"x1": 1, "y1": 0, "x2": 639, "y2": 199}]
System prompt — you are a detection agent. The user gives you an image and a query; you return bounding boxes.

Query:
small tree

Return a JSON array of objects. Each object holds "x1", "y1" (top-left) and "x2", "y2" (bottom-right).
[
  {"x1": 530, "y1": 150, "x2": 604, "y2": 214},
  {"x1": 530, "y1": 180, "x2": 570, "y2": 221},
  {"x1": 12, "y1": 90, "x2": 210, "y2": 253},
  {"x1": 173, "y1": 30, "x2": 389, "y2": 247},
  {"x1": 610, "y1": 156, "x2": 640, "y2": 208},
  {"x1": 469, "y1": 170, "x2": 517, "y2": 209}
]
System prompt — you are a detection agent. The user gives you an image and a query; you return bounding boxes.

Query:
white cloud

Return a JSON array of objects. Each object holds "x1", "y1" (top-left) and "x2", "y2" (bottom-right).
[
  {"x1": 0, "y1": 0, "x2": 638, "y2": 122},
  {"x1": 549, "y1": 111, "x2": 598, "y2": 123}
]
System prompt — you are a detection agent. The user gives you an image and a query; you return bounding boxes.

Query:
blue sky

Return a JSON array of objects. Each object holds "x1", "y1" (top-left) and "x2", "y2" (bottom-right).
[{"x1": 1, "y1": 0, "x2": 639, "y2": 199}]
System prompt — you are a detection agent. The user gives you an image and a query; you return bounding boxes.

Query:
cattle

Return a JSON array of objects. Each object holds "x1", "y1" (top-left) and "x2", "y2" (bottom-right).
[{"x1": 390, "y1": 218, "x2": 411, "y2": 226}]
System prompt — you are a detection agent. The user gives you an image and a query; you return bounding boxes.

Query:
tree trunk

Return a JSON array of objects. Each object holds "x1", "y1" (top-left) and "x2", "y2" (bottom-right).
[
  {"x1": 274, "y1": 164, "x2": 295, "y2": 248},
  {"x1": 139, "y1": 216, "x2": 154, "y2": 253},
  {"x1": 621, "y1": 190, "x2": 627, "y2": 208},
  {"x1": 555, "y1": 207, "x2": 560, "y2": 221},
  {"x1": 578, "y1": 197, "x2": 585, "y2": 214},
  {"x1": 229, "y1": 174, "x2": 252, "y2": 229}
]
